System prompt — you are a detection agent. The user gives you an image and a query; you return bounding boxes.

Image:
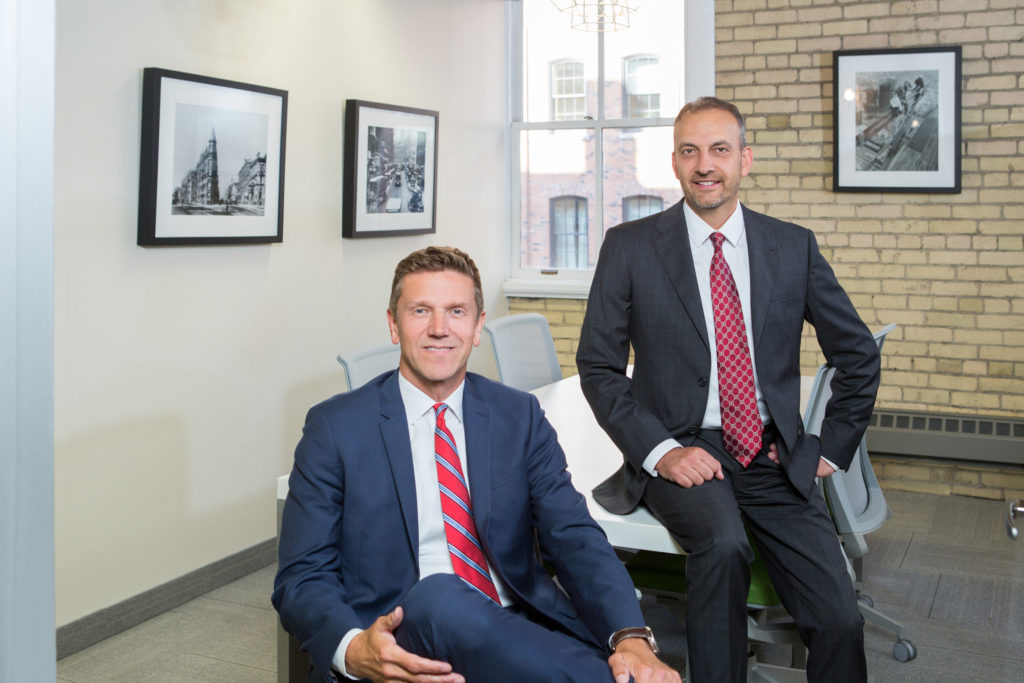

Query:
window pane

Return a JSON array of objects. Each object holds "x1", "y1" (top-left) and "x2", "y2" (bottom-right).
[
  {"x1": 603, "y1": 0, "x2": 685, "y2": 120},
  {"x1": 602, "y1": 127, "x2": 682, "y2": 234},
  {"x1": 522, "y1": 0, "x2": 596, "y2": 122},
  {"x1": 519, "y1": 129, "x2": 596, "y2": 269}
]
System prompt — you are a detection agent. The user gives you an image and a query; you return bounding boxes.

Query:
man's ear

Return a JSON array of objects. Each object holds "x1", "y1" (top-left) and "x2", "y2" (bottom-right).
[
  {"x1": 740, "y1": 145, "x2": 753, "y2": 178},
  {"x1": 473, "y1": 311, "x2": 485, "y2": 347},
  {"x1": 387, "y1": 309, "x2": 400, "y2": 345}
]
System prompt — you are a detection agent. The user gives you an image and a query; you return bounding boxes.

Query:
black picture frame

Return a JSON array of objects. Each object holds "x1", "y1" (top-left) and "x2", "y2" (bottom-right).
[
  {"x1": 137, "y1": 68, "x2": 288, "y2": 246},
  {"x1": 343, "y1": 100, "x2": 438, "y2": 238},
  {"x1": 833, "y1": 46, "x2": 961, "y2": 193}
]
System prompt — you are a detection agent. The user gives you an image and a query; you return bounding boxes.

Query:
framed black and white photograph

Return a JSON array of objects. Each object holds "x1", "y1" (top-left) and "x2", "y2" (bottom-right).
[
  {"x1": 833, "y1": 46, "x2": 961, "y2": 193},
  {"x1": 343, "y1": 100, "x2": 438, "y2": 238},
  {"x1": 138, "y1": 68, "x2": 287, "y2": 246}
]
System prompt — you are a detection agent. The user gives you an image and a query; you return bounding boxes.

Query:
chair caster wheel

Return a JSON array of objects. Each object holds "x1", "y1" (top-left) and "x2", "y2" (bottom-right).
[
  {"x1": 857, "y1": 594, "x2": 874, "y2": 608},
  {"x1": 893, "y1": 639, "x2": 917, "y2": 662}
]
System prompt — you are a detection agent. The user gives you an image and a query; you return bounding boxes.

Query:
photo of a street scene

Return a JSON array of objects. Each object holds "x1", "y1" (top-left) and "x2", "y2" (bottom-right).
[
  {"x1": 365, "y1": 125, "x2": 426, "y2": 214},
  {"x1": 171, "y1": 103, "x2": 269, "y2": 216},
  {"x1": 853, "y1": 69, "x2": 939, "y2": 172}
]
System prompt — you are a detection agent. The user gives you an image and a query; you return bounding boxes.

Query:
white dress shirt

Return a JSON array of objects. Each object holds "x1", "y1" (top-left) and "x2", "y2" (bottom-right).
[
  {"x1": 642, "y1": 202, "x2": 770, "y2": 475},
  {"x1": 334, "y1": 375, "x2": 510, "y2": 678}
]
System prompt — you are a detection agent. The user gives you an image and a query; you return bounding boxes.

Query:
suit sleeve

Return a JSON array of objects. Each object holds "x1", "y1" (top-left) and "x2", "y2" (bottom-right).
[
  {"x1": 522, "y1": 393, "x2": 647, "y2": 643},
  {"x1": 272, "y1": 404, "x2": 358, "y2": 677},
  {"x1": 576, "y1": 227, "x2": 676, "y2": 471},
  {"x1": 804, "y1": 231, "x2": 881, "y2": 471}
]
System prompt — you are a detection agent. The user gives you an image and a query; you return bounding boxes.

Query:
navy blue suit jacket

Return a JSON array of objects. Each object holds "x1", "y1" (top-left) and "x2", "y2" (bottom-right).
[
  {"x1": 577, "y1": 201, "x2": 880, "y2": 510},
  {"x1": 272, "y1": 371, "x2": 645, "y2": 678}
]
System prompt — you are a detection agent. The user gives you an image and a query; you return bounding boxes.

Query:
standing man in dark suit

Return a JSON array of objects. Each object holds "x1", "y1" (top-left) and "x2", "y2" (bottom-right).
[
  {"x1": 273, "y1": 246, "x2": 680, "y2": 683},
  {"x1": 576, "y1": 97, "x2": 879, "y2": 683}
]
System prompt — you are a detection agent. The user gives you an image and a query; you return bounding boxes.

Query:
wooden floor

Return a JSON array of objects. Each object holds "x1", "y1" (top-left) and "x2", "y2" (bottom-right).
[{"x1": 57, "y1": 490, "x2": 1024, "y2": 682}]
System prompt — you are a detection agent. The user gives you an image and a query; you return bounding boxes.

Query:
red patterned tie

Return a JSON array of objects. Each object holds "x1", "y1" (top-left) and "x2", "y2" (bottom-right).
[
  {"x1": 709, "y1": 232, "x2": 763, "y2": 467},
  {"x1": 433, "y1": 403, "x2": 500, "y2": 604}
]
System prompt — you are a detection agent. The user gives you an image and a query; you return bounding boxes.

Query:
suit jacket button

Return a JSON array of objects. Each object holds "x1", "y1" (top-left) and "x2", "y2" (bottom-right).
[
  {"x1": 688, "y1": 426, "x2": 698, "y2": 435},
  {"x1": 697, "y1": 377, "x2": 708, "y2": 387}
]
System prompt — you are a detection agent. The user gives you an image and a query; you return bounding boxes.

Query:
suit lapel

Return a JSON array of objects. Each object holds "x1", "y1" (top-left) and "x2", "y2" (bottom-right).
[
  {"x1": 461, "y1": 376, "x2": 494, "y2": 547},
  {"x1": 743, "y1": 206, "x2": 778, "y2": 349},
  {"x1": 379, "y1": 372, "x2": 420, "y2": 561},
  {"x1": 654, "y1": 202, "x2": 710, "y2": 351}
]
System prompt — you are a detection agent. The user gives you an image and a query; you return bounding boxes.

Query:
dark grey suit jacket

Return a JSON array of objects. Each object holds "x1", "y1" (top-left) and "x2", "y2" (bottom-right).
[{"x1": 576, "y1": 201, "x2": 880, "y2": 512}]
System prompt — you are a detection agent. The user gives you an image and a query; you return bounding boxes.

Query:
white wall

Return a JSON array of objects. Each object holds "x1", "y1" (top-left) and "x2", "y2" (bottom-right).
[{"x1": 54, "y1": 0, "x2": 508, "y2": 625}]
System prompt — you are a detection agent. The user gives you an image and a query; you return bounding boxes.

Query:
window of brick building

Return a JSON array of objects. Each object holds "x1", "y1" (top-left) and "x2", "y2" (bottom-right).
[
  {"x1": 622, "y1": 194, "x2": 664, "y2": 222},
  {"x1": 551, "y1": 60, "x2": 587, "y2": 121},
  {"x1": 623, "y1": 55, "x2": 660, "y2": 119},
  {"x1": 550, "y1": 196, "x2": 589, "y2": 268}
]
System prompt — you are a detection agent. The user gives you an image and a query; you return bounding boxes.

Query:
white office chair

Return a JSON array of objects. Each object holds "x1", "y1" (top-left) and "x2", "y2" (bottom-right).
[
  {"x1": 482, "y1": 313, "x2": 562, "y2": 392},
  {"x1": 336, "y1": 343, "x2": 401, "y2": 391},
  {"x1": 804, "y1": 323, "x2": 916, "y2": 662}
]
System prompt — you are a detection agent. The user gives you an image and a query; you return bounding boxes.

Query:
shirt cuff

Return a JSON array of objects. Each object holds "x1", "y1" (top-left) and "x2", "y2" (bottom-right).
[
  {"x1": 642, "y1": 439, "x2": 683, "y2": 477},
  {"x1": 333, "y1": 628, "x2": 364, "y2": 680},
  {"x1": 821, "y1": 456, "x2": 838, "y2": 474}
]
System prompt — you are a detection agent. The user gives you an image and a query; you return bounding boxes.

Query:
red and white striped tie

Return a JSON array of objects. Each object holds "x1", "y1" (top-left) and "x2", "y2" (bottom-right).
[
  {"x1": 710, "y1": 232, "x2": 763, "y2": 467},
  {"x1": 433, "y1": 403, "x2": 500, "y2": 604}
]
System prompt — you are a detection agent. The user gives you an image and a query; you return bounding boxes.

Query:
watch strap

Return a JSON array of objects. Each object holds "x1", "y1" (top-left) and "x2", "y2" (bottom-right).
[{"x1": 608, "y1": 626, "x2": 659, "y2": 655}]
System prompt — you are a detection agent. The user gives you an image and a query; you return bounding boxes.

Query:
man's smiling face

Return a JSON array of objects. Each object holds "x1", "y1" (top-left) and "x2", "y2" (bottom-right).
[
  {"x1": 387, "y1": 269, "x2": 484, "y2": 402},
  {"x1": 671, "y1": 107, "x2": 753, "y2": 229}
]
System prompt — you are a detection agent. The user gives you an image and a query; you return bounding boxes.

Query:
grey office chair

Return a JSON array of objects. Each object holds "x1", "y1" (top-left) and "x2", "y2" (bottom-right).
[
  {"x1": 482, "y1": 313, "x2": 562, "y2": 392},
  {"x1": 804, "y1": 323, "x2": 916, "y2": 662},
  {"x1": 336, "y1": 343, "x2": 401, "y2": 391}
]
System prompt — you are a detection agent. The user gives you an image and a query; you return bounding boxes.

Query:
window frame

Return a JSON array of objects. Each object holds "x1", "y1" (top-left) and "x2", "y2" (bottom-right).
[{"x1": 504, "y1": 0, "x2": 715, "y2": 298}]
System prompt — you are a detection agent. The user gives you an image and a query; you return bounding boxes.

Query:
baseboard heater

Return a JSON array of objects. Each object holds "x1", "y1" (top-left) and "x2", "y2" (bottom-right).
[{"x1": 866, "y1": 409, "x2": 1024, "y2": 466}]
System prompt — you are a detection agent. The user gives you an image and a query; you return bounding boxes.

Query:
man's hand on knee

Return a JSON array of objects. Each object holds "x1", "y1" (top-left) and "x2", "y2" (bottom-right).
[
  {"x1": 346, "y1": 607, "x2": 465, "y2": 683},
  {"x1": 654, "y1": 446, "x2": 724, "y2": 488},
  {"x1": 608, "y1": 638, "x2": 681, "y2": 683}
]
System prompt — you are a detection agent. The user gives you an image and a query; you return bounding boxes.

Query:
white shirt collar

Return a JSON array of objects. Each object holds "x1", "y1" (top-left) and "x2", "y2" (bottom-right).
[
  {"x1": 683, "y1": 200, "x2": 746, "y2": 249},
  {"x1": 397, "y1": 372, "x2": 465, "y2": 426}
]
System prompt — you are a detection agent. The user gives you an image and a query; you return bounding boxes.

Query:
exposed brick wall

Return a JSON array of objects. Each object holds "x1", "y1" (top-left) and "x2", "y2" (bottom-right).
[
  {"x1": 716, "y1": 0, "x2": 1024, "y2": 419},
  {"x1": 873, "y1": 454, "x2": 1024, "y2": 499},
  {"x1": 514, "y1": 0, "x2": 1024, "y2": 425}
]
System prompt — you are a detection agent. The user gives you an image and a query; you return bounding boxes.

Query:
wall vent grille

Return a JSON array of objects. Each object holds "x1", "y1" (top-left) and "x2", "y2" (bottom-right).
[{"x1": 867, "y1": 409, "x2": 1024, "y2": 466}]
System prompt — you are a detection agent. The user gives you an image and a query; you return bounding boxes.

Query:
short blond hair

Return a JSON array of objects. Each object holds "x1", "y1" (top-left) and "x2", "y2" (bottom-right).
[{"x1": 389, "y1": 246, "x2": 484, "y2": 318}]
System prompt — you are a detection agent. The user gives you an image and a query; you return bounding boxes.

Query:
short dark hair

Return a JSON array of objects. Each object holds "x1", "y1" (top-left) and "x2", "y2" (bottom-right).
[
  {"x1": 389, "y1": 246, "x2": 484, "y2": 318},
  {"x1": 674, "y1": 96, "x2": 747, "y2": 148}
]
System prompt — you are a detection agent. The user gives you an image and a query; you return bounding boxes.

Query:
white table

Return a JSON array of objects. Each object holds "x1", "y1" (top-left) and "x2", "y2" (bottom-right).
[{"x1": 530, "y1": 374, "x2": 684, "y2": 553}]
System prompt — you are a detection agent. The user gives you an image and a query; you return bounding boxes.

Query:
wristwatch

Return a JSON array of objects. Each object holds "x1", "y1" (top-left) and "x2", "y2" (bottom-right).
[{"x1": 608, "y1": 626, "x2": 660, "y2": 655}]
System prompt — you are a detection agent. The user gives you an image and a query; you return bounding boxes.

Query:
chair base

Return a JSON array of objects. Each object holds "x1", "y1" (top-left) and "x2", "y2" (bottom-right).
[{"x1": 748, "y1": 656, "x2": 808, "y2": 683}]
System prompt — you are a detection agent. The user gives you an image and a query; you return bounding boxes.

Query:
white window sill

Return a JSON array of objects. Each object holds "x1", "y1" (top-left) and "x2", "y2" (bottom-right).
[{"x1": 502, "y1": 276, "x2": 592, "y2": 300}]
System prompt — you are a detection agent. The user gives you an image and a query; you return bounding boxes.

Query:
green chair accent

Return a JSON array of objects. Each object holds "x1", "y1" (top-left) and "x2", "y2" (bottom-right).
[{"x1": 624, "y1": 548, "x2": 778, "y2": 609}]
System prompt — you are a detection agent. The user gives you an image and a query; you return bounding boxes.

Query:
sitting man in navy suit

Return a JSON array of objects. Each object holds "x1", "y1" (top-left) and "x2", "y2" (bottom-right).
[{"x1": 273, "y1": 246, "x2": 679, "y2": 683}]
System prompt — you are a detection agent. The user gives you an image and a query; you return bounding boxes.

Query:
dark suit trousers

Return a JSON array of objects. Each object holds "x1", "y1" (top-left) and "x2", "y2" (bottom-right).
[
  {"x1": 393, "y1": 574, "x2": 619, "y2": 683},
  {"x1": 642, "y1": 428, "x2": 865, "y2": 683}
]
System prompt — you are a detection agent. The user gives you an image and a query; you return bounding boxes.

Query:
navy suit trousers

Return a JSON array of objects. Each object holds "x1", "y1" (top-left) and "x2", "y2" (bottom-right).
[{"x1": 395, "y1": 574, "x2": 618, "y2": 683}]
